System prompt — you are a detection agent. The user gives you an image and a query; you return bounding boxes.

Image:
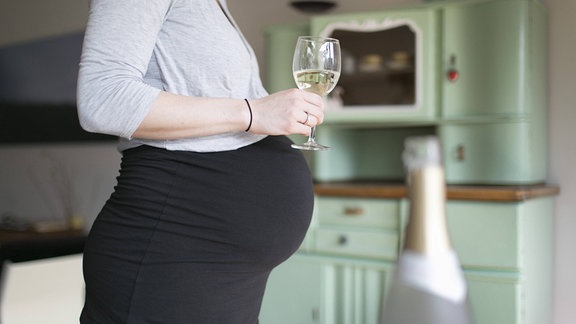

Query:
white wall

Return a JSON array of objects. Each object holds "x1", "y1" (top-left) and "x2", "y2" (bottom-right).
[
  {"x1": 0, "y1": 0, "x2": 88, "y2": 46},
  {"x1": 0, "y1": 0, "x2": 574, "y2": 323},
  {"x1": 0, "y1": 0, "x2": 118, "y2": 230},
  {"x1": 543, "y1": 0, "x2": 576, "y2": 323},
  {"x1": 0, "y1": 143, "x2": 120, "y2": 229}
]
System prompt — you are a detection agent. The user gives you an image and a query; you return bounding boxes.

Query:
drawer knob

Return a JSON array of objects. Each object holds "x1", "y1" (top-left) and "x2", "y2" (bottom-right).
[
  {"x1": 338, "y1": 235, "x2": 348, "y2": 246},
  {"x1": 343, "y1": 207, "x2": 364, "y2": 216}
]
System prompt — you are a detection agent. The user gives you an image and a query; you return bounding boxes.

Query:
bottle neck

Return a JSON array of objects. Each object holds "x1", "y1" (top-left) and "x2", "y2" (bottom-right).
[{"x1": 403, "y1": 165, "x2": 452, "y2": 255}]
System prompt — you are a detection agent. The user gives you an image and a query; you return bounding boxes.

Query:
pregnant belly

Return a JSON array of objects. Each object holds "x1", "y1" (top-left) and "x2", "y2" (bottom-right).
[{"x1": 99, "y1": 136, "x2": 314, "y2": 271}]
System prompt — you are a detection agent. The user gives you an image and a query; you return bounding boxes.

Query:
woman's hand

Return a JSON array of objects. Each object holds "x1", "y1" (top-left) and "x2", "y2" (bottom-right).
[{"x1": 248, "y1": 89, "x2": 325, "y2": 136}]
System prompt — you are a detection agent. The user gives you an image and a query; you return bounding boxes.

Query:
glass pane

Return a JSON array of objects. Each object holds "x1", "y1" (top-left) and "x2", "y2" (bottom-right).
[{"x1": 330, "y1": 26, "x2": 416, "y2": 107}]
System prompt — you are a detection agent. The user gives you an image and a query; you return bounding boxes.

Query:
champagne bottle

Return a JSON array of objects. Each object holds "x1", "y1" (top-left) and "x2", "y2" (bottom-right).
[{"x1": 380, "y1": 136, "x2": 474, "y2": 324}]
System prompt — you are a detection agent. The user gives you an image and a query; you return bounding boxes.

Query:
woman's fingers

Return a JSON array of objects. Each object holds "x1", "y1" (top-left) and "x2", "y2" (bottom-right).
[{"x1": 249, "y1": 88, "x2": 325, "y2": 135}]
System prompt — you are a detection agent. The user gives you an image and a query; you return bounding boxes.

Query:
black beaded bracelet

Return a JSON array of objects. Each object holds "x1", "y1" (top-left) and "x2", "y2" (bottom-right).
[{"x1": 244, "y1": 98, "x2": 253, "y2": 132}]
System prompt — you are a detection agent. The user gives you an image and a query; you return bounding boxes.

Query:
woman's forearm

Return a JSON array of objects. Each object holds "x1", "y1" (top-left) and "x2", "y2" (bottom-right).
[
  {"x1": 132, "y1": 92, "x2": 250, "y2": 140},
  {"x1": 132, "y1": 89, "x2": 325, "y2": 140}
]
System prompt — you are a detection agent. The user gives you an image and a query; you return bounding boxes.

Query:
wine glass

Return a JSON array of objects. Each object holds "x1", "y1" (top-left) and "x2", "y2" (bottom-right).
[{"x1": 291, "y1": 36, "x2": 341, "y2": 151}]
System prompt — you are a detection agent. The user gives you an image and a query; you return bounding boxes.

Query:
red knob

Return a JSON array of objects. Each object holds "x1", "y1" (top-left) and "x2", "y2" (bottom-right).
[
  {"x1": 447, "y1": 69, "x2": 459, "y2": 82},
  {"x1": 447, "y1": 54, "x2": 459, "y2": 82}
]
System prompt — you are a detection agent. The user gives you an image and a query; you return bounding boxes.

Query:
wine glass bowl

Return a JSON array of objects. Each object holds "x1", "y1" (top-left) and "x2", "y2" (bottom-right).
[{"x1": 291, "y1": 36, "x2": 341, "y2": 151}]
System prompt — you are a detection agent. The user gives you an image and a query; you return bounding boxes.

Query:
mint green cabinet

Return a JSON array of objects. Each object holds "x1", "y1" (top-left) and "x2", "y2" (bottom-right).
[
  {"x1": 465, "y1": 272, "x2": 521, "y2": 324},
  {"x1": 310, "y1": 7, "x2": 440, "y2": 122},
  {"x1": 321, "y1": 261, "x2": 392, "y2": 324},
  {"x1": 441, "y1": 0, "x2": 547, "y2": 119},
  {"x1": 440, "y1": 121, "x2": 547, "y2": 184},
  {"x1": 260, "y1": 189, "x2": 555, "y2": 324},
  {"x1": 314, "y1": 197, "x2": 401, "y2": 260},
  {"x1": 261, "y1": 2, "x2": 551, "y2": 322},
  {"x1": 264, "y1": 0, "x2": 548, "y2": 185},
  {"x1": 260, "y1": 255, "x2": 323, "y2": 323},
  {"x1": 447, "y1": 198, "x2": 554, "y2": 324},
  {"x1": 260, "y1": 254, "x2": 393, "y2": 324},
  {"x1": 311, "y1": 126, "x2": 435, "y2": 182},
  {"x1": 437, "y1": 0, "x2": 548, "y2": 185}
]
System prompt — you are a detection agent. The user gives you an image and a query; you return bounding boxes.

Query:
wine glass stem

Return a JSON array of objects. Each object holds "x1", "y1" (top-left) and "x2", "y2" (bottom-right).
[{"x1": 308, "y1": 126, "x2": 318, "y2": 143}]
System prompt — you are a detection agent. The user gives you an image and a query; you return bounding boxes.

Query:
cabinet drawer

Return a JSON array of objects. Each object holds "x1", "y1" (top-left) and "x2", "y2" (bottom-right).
[
  {"x1": 316, "y1": 197, "x2": 400, "y2": 229},
  {"x1": 315, "y1": 228, "x2": 399, "y2": 260}
]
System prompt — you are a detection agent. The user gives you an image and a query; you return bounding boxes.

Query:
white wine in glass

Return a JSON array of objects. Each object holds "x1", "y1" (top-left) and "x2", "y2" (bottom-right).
[{"x1": 291, "y1": 36, "x2": 341, "y2": 151}]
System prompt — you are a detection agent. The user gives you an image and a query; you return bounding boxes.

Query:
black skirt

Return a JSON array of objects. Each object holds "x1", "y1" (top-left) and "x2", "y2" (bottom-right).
[{"x1": 80, "y1": 136, "x2": 314, "y2": 324}]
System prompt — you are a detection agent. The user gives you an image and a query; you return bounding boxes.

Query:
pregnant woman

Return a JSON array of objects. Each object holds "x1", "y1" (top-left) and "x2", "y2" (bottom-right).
[{"x1": 77, "y1": 0, "x2": 324, "y2": 323}]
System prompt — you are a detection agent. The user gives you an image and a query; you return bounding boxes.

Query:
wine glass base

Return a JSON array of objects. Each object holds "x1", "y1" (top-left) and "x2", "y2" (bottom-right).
[{"x1": 291, "y1": 142, "x2": 330, "y2": 151}]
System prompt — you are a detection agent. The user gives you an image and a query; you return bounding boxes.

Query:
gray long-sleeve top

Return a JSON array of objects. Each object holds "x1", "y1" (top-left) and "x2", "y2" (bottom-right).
[{"x1": 77, "y1": 0, "x2": 268, "y2": 152}]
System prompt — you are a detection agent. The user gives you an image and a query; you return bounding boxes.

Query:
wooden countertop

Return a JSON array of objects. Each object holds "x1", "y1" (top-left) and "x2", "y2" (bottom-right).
[
  {"x1": 0, "y1": 228, "x2": 86, "y2": 264},
  {"x1": 314, "y1": 182, "x2": 560, "y2": 202},
  {"x1": 0, "y1": 228, "x2": 85, "y2": 245}
]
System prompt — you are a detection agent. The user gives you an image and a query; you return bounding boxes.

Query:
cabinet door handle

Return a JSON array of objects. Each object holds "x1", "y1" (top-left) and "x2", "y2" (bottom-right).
[
  {"x1": 456, "y1": 144, "x2": 465, "y2": 161},
  {"x1": 447, "y1": 54, "x2": 459, "y2": 82},
  {"x1": 312, "y1": 308, "x2": 320, "y2": 322},
  {"x1": 343, "y1": 207, "x2": 364, "y2": 216},
  {"x1": 338, "y1": 235, "x2": 348, "y2": 246}
]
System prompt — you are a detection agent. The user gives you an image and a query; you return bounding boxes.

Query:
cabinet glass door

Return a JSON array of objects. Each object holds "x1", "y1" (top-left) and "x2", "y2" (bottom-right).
[
  {"x1": 330, "y1": 27, "x2": 416, "y2": 107},
  {"x1": 311, "y1": 8, "x2": 439, "y2": 122}
]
